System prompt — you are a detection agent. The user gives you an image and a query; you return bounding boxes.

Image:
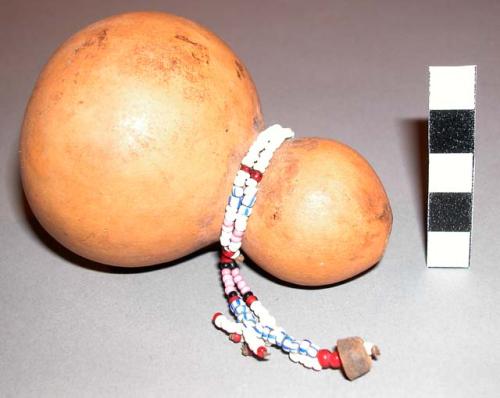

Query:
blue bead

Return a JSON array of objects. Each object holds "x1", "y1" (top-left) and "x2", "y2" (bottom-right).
[
  {"x1": 262, "y1": 326, "x2": 272, "y2": 339},
  {"x1": 289, "y1": 341, "x2": 300, "y2": 353},
  {"x1": 267, "y1": 332, "x2": 277, "y2": 344},
  {"x1": 238, "y1": 205, "x2": 251, "y2": 216}
]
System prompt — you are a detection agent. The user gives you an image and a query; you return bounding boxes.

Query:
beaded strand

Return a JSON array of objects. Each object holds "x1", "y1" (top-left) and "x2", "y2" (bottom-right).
[{"x1": 213, "y1": 124, "x2": 377, "y2": 373}]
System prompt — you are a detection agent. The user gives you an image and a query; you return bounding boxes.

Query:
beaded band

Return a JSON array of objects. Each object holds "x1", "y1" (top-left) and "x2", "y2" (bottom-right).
[{"x1": 213, "y1": 124, "x2": 378, "y2": 375}]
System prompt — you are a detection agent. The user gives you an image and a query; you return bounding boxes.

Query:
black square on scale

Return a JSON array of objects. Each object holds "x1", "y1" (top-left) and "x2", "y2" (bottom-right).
[
  {"x1": 428, "y1": 192, "x2": 472, "y2": 232},
  {"x1": 429, "y1": 110, "x2": 474, "y2": 153}
]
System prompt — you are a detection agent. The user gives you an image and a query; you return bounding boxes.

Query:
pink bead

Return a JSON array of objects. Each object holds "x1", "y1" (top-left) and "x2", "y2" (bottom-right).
[
  {"x1": 233, "y1": 275, "x2": 243, "y2": 283},
  {"x1": 221, "y1": 269, "x2": 231, "y2": 276},
  {"x1": 237, "y1": 281, "x2": 247, "y2": 290},
  {"x1": 223, "y1": 220, "x2": 234, "y2": 228},
  {"x1": 225, "y1": 287, "x2": 236, "y2": 295},
  {"x1": 224, "y1": 280, "x2": 235, "y2": 288},
  {"x1": 222, "y1": 274, "x2": 232, "y2": 283},
  {"x1": 240, "y1": 286, "x2": 251, "y2": 295},
  {"x1": 233, "y1": 230, "x2": 244, "y2": 238},
  {"x1": 230, "y1": 235, "x2": 242, "y2": 243},
  {"x1": 231, "y1": 268, "x2": 240, "y2": 276}
]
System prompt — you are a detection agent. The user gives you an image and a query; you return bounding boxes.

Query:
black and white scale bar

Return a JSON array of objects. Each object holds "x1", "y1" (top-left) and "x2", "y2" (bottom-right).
[{"x1": 427, "y1": 65, "x2": 476, "y2": 268}]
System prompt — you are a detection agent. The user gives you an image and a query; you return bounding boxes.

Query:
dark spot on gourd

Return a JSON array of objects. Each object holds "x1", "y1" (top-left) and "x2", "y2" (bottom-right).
[
  {"x1": 377, "y1": 203, "x2": 392, "y2": 224},
  {"x1": 272, "y1": 207, "x2": 281, "y2": 221},
  {"x1": 252, "y1": 115, "x2": 264, "y2": 132},
  {"x1": 96, "y1": 28, "x2": 108, "y2": 44},
  {"x1": 174, "y1": 34, "x2": 210, "y2": 64},
  {"x1": 51, "y1": 91, "x2": 63, "y2": 103},
  {"x1": 292, "y1": 138, "x2": 319, "y2": 151},
  {"x1": 74, "y1": 28, "x2": 108, "y2": 54},
  {"x1": 235, "y1": 60, "x2": 245, "y2": 79},
  {"x1": 175, "y1": 34, "x2": 199, "y2": 46}
]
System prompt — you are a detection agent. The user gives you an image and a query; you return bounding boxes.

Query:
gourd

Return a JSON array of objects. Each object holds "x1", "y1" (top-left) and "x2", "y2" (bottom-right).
[{"x1": 20, "y1": 11, "x2": 391, "y2": 286}]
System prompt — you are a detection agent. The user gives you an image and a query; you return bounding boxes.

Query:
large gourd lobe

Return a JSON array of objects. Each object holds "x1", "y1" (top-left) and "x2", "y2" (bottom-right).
[{"x1": 20, "y1": 12, "x2": 263, "y2": 266}]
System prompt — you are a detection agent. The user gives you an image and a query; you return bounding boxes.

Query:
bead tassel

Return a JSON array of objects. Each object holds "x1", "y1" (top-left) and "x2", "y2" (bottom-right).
[{"x1": 212, "y1": 124, "x2": 378, "y2": 377}]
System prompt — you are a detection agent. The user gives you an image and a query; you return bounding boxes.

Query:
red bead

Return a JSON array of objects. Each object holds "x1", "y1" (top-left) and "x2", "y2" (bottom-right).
[
  {"x1": 245, "y1": 295, "x2": 258, "y2": 306},
  {"x1": 229, "y1": 333, "x2": 242, "y2": 343},
  {"x1": 221, "y1": 249, "x2": 235, "y2": 259},
  {"x1": 219, "y1": 255, "x2": 233, "y2": 264},
  {"x1": 317, "y1": 349, "x2": 332, "y2": 368},
  {"x1": 256, "y1": 346, "x2": 268, "y2": 359},
  {"x1": 250, "y1": 169, "x2": 263, "y2": 182},
  {"x1": 212, "y1": 312, "x2": 222, "y2": 322},
  {"x1": 228, "y1": 295, "x2": 239, "y2": 304},
  {"x1": 240, "y1": 164, "x2": 251, "y2": 173},
  {"x1": 329, "y1": 350, "x2": 342, "y2": 369}
]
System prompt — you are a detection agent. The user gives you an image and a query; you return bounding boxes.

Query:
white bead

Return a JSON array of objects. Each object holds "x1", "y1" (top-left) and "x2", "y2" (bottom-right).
[
  {"x1": 221, "y1": 224, "x2": 233, "y2": 233},
  {"x1": 247, "y1": 146, "x2": 261, "y2": 157},
  {"x1": 268, "y1": 132, "x2": 283, "y2": 143},
  {"x1": 228, "y1": 195, "x2": 241, "y2": 208},
  {"x1": 245, "y1": 178, "x2": 257, "y2": 188},
  {"x1": 242, "y1": 189, "x2": 257, "y2": 206},
  {"x1": 235, "y1": 216, "x2": 247, "y2": 231},
  {"x1": 363, "y1": 341, "x2": 374, "y2": 356},
  {"x1": 306, "y1": 344, "x2": 318, "y2": 357},
  {"x1": 243, "y1": 185, "x2": 257, "y2": 197},
  {"x1": 259, "y1": 149, "x2": 274, "y2": 163},
  {"x1": 267, "y1": 136, "x2": 283, "y2": 147},
  {"x1": 289, "y1": 353, "x2": 300, "y2": 363},
  {"x1": 253, "y1": 161, "x2": 268, "y2": 173},
  {"x1": 234, "y1": 171, "x2": 249, "y2": 186},
  {"x1": 274, "y1": 328, "x2": 286, "y2": 345},
  {"x1": 225, "y1": 205, "x2": 237, "y2": 218},
  {"x1": 214, "y1": 313, "x2": 244, "y2": 334},
  {"x1": 288, "y1": 352, "x2": 321, "y2": 371},
  {"x1": 245, "y1": 154, "x2": 259, "y2": 165},
  {"x1": 232, "y1": 186, "x2": 244, "y2": 197},
  {"x1": 249, "y1": 300, "x2": 262, "y2": 312},
  {"x1": 228, "y1": 241, "x2": 242, "y2": 252},
  {"x1": 311, "y1": 362, "x2": 322, "y2": 371},
  {"x1": 224, "y1": 211, "x2": 237, "y2": 222},
  {"x1": 240, "y1": 170, "x2": 251, "y2": 180},
  {"x1": 231, "y1": 250, "x2": 241, "y2": 259},
  {"x1": 282, "y1": 127, "x2": 295, "y2": 139},
  {"x1": 238, "y1": 205, "x2": 252, "y2": 217},
  {"x1": 264, "y1": 124, "x2": 282, "y2": 135},
  {"x1": 263, "y1": 314, "x2": 276, "y2": 328},
  {"x1": 241, "y1": 325, "x2": 266, "y2": 355},
  {"x1": 299, "y1": 340, "x2": 311, "y2": 352},
  {"x1": 239, "y1": 170, "x2": 250, "y2": 179},
  {"x1": 234, "y1": 175, "x2": 246, "y2": 187},
  {"x1": 241, "y1": 156, "x2": 254, "y2": 167},
  {"x1": 258, "y1": 156, "x2": 271, "y2": 167},
  {"x1": 289, "y1": 341, "x2": 300, "y2": 353},
  {"x1": 220, "y1": 231, "x2": 231, "y2": 246},
  {"x1": 241, "y1": 193, "x2": 256, "y2": 207},
  {"x1": 255, "y1": 130, "x2": 272, "y2": 144},
  {"x1": 250, "y1": 301, "x2": 277, "y2": 328},
  {"x1": 270, "y1": 136, "x2": 286, "y2": 148}
]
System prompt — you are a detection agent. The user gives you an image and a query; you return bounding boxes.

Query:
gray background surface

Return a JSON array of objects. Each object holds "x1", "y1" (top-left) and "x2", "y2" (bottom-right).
[{"x1": 1, "y1": 0, "x2": 499, "y2": 397}]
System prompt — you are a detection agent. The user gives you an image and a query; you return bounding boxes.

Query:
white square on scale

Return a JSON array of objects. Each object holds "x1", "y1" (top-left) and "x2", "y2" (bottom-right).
[
  {"x1": 429, "y1": 65, "x2": 476, "y2": 110},
  {"x1": 428, "y1": 153, "x2": 474, "y2": 193},
  {"x1": 427, "y1": 231, "x2": 471, "y2": 268}
]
